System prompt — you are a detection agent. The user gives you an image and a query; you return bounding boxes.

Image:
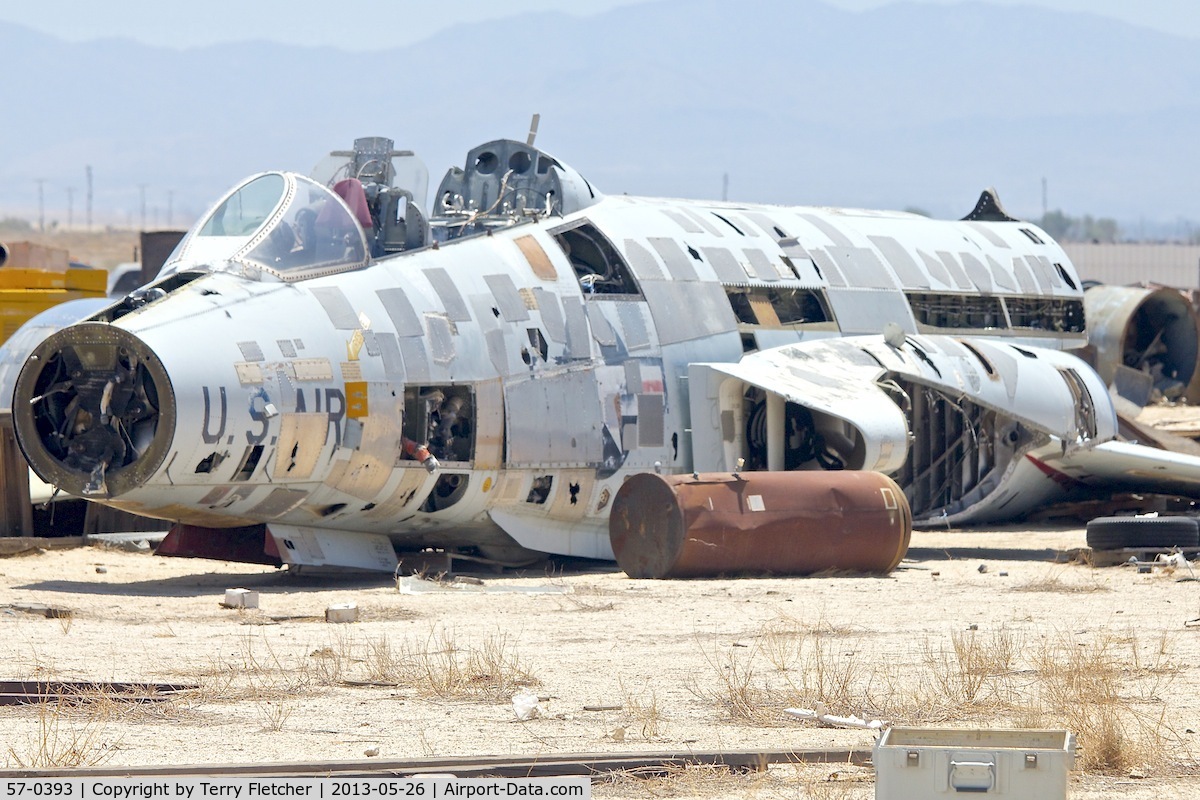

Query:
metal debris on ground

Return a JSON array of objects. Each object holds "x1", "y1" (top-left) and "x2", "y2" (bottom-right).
[
  {"x1": 785, "y1": 704, "x2": 888, "y2": 730},
  {"x1": 396, "y1": 576, "x2": 571, "y2": 595},
  {"x1": 4, "y1": 602, "x2": 72, "y2": 619}
]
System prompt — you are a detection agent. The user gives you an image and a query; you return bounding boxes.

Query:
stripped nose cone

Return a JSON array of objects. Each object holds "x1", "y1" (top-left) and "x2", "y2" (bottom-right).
[{"x1": 13, "y1": 322, "x2": 176, "y2": 498}]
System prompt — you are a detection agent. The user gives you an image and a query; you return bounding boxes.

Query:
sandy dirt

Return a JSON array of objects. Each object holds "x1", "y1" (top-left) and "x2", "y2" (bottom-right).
[{"x1": 2, "y1": 526, "x2": 1200, "y2": 798}]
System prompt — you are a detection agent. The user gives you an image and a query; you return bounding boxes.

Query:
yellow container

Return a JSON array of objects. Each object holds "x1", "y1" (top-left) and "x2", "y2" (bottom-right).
[{"x1": 0, "y1": 268, "x2": 108, "y2": 344}]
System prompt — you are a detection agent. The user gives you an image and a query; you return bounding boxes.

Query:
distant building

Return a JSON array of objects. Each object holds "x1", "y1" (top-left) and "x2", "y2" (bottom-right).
[{"x1": 1064, "y1": 243, "x2": 1200, "y2": 290}]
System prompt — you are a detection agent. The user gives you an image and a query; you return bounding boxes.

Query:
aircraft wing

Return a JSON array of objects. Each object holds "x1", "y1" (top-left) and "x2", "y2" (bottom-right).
[{"x1": 1043, "y1": 440, "x2": 1200, "y2": 498}]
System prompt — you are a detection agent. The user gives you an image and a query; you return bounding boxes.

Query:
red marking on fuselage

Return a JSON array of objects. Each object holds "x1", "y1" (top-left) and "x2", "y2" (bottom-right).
[{"x1": 1024, "y1": 454, "x2": 1087, "y2": 491}]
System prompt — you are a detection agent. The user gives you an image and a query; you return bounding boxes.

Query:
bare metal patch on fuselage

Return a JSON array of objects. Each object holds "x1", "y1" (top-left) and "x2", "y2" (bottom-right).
[
  {"x1": 797, "y1": 213, "x2": 854, "y2": 248},
  {"x1": 831, "y1": 247, "x2": 898, "y2": 289},
  {"x1": 484, "y1": 274, "x2": 530, "y2": 322},
  {"x1": 621, "y1": 239, "x2": 666, "y2": 281},
  {"x1": 373, "y1": 333, "x2": 405, "y2": 381},
  {"x1": 426, "y1": 315, "x2": 456, "y2": 364},
  {"x1": 638, "y1": 393, "x2": 665, "y2": 447},
  {"x1": 681, "y1": 208, "x2": 723, "y2": 236},
  {"x1": 752, "y1": 211, "x2": 795, "y2": 239},
  {"x1": 376, "y1": 288, "x2": 424, "y2": 337},
  {"x1": 649, "y1": 238, "x2": 700, "y2": 282},
  {"x1": 311, "y1": 287, "x2": 361, "y2": 330},
  {"x1": 486, "y1": 329, "x2": 510, "y2": 375},
  {"x1": 505, "y1": 371, "x2": 604, "y2": 466},
  {"x1": 249, "y1": 487, "x2": 309, "y2": 518},
  {"x1": 237, "y1": 341, "x2": 265, "y2": 362},
  {"x1": 742, "y1": 248, "x2": 781, "y2": 281},
  {"x1": 1028, "y1": 255, "x2": 1062, "y2": 290},
  {"x1": 587, "y1": 304, "x2": 617, "y2": 346},
  {"x1": 987, "y1": 255, "x2": 1017, "y2": 291},
  {"x1": 810, "y1": 248, "x2": 848, "y2": 287},
  {"x1": 700, "y1": 246, "x2": 748, "y2": 283},
  {"x1": 936, "y1": 251, "x2": 975, "y2": 290},
  {"x1": 617, "y1": 302, "x2": 651, "y2": 351},
  {"x1": 959, "y1": 253, "x2": 994, "y2": 293},
  {"x1": 398, "y1": 336, "x2": 431, "y2": 381},
  {"x1": 965, "y1": 222, "x2": 1011, "y2": 249},
  {"x1": 662, "y1": 210, "x2": 703, "y2": 233},
  {"x1": 562, "y1": 297, "x2": 590, "y2": 359},
  {"x1": 824, "y1": 288, "x2": 916, "y2": 335},
  {"x1": 868, "y1": 235, "x2": 929, "y2": 289},
  {"x1": 640, "y1": 282, "x2": 736, "y2": 345},
  {"x1": 532, "y1": 288, "x2": 566, "y2": 343},
  {"x1": 424, "y1": 267, "x2": 472, "y2": 321},
  {"x1": 1012, "y1": 257, "x2": 1041, "y2": 294},
  {"x1": 917, "y1": 248, "x2": 954, "y2": 288}
]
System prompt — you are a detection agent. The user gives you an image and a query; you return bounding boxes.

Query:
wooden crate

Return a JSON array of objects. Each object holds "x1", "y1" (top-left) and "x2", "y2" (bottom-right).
[{"x1": 0, "y1": 411, "x2": 33, "y2": 537}]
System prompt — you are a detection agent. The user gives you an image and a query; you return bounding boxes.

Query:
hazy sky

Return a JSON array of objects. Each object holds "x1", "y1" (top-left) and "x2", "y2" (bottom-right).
[{"x1": 1, "y1": 0, "x2": 1197, "y2": 48}]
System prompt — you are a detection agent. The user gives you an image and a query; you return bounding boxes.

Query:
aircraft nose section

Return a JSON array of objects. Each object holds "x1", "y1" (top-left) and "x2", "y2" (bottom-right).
[{"x1": 13, "y1": 322, "x2": 176, "y2": 498}]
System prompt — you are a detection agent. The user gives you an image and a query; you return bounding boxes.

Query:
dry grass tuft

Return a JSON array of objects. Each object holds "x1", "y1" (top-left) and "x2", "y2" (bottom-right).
[
  {"x1": 1013, "y1": 569, "x2": 1111, "y2": 594},
  {"x1": 689, "y1": 618, "x2": 879, "y2": 725},
  {"x1": 916, "y1": 627, "x2": 1020, "y2": 719},
  {"x1": 618, "y1": 679, "x2": 666, "y2": 740},
  {"x1": 687, "y1": 614, "x2": 1181, "y2": 777},
  {"x1": 6, "y1": 691, "x2": 124, "y2": 768},
  {"x1": 1025, "y1": 629, "x2": 1180, "y2": 774},
  {"x1": 596, "y1": 763, "x2": 768, "y2": 798},
  {"x1": 388, "y1": 628, "x2": 539, "y2": 701},
  {"x1": 688, "y1": 640, "x2": 777, "y2": 724}
]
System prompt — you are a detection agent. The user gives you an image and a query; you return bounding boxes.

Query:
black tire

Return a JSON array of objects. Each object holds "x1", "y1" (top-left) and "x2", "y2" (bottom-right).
[{"x1": 1085, "y1": 516, "x2": 1200, "y2": 550}]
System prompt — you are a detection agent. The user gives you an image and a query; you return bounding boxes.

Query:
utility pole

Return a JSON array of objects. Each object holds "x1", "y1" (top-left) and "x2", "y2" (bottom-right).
[
  {"x1": 86, "y1": 165, "x2": 93, "y2": 231},
  {"x1": 35, "y1": 178, "x2": 46, "y2": 231}
]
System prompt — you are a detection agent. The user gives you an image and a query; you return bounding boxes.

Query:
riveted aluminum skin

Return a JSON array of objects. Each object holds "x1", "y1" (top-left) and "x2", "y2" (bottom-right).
[{"x1": 609, "y1": 471, "x2": 911, "y2": 578}]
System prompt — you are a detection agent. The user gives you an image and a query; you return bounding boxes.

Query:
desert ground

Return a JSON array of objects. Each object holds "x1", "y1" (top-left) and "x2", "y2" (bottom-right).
[{"x1": 2, "y1": 525, "x2": 1200, "y2": 799}]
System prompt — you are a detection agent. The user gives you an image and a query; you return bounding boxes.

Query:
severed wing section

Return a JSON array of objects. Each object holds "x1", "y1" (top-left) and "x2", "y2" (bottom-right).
[
  {"x1": 1040, "y1": 440, "x2": 1200, "y2": 499},
  {"x1": 688, "y1": 333, "x2": 1160, "y2": 524}
]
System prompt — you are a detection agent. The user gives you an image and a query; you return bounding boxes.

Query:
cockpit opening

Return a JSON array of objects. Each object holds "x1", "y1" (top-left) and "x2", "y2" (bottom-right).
[
  {"x1": 550, "y1": 221, "x2": 640, "y2": 296},
  {"x1": 162, "y1": 172, "x2": 371, "y2": 282}
]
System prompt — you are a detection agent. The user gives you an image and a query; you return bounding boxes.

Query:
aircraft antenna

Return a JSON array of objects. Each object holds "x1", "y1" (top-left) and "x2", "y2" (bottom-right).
[{"x1": 526, "y1": 113, "x2": 540, "y2": 147}]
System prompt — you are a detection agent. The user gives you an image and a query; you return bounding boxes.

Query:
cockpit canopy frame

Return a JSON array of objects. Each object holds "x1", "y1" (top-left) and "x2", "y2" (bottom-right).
[{"x1": 161, "y1": 171, "x2": 371, "y2": 283}]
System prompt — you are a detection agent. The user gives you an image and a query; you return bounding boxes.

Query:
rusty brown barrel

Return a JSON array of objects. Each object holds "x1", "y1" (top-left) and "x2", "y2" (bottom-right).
[{"x1": 609, "y1": 471, "x2": 911, "y2": 578}]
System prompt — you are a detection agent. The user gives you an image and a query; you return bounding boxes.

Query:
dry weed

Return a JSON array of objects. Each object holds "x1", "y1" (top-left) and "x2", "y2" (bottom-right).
[
  {"x1": 690, "y1": 620, "x2": 881, "y2": 725},
  {"x1": 395, "y1": 628, "x2": 538, "y2": 701},
  {"x1": 256, "y1": 698, "x2": 293, "y2": 732},
  {"x1": 595, "y1": 764, "x2": 767, "y2": 798},
  {"x1": 1027, "y1": 629, "x2": 1179, "y2": 774},
  {"x1": 1014, "y1": 569, "x2": 1111, "y2": 594},
  {"x1": 618, "y1": 679, "x2": 666, "y2": 740},
  {"x1": 6, "y1": 692, "x2": 122, "y2": 768},
  {"x1": 688, "y1": 640, "x2": 776, "y2": 723},
  {"x1": 917, "y1": 627, "x2": 1020, "y2": 717}
]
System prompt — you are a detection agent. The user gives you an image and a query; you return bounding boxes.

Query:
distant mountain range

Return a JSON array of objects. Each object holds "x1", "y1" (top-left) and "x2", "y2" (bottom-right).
[{"x1": 2, "y1": 0, "x2": 1198, "y2": 235}]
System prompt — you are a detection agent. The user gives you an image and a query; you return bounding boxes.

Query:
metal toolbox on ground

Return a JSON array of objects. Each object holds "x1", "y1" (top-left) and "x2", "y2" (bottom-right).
[{"x1": 874, "y1": 727, "x2": 1075, "y2": 798}]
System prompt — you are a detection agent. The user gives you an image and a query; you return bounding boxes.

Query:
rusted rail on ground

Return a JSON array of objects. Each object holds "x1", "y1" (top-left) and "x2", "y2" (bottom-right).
[
  {"x1": 0, "y1": 748, "x2": 871, "y2": 779},
  {"x1": 0, "y1": 681, "x2": 196, "y2": 706}
]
